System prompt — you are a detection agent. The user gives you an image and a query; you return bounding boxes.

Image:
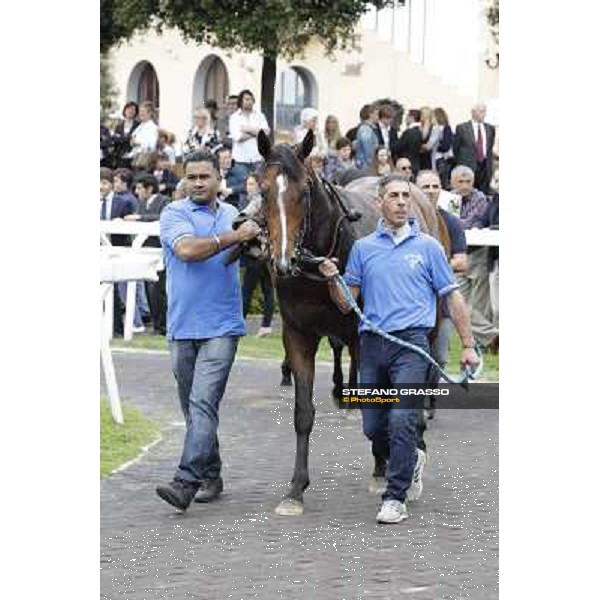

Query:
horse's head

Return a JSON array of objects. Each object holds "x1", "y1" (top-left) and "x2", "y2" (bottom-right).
[{"x1": 258, "y1": 129, "x2": 315, "y2": 277}]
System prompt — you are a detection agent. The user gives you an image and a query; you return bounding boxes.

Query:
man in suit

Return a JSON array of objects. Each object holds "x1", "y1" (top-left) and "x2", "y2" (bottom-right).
[
  {"x1": 153, "y1": 152, "x2": 180, "y2": 197},
  {"x1": 452, "y1": 103, "x2": 496, "y2": 195},
  {"x1": 124, "y1": 174, "x2": 171, "y2": 335},
  {"x1": 101, "y1": 167, "x2": 137, "y2": 336},
  {"x1": 375, "y1": 105, "x2": 400, "y2": 162},
  {"x1": 396, "y1": 109, "x2": 423, "y2": 174}
]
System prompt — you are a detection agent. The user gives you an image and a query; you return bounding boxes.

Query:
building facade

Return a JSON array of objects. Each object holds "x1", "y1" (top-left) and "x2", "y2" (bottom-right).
[{"x1": 108, "y1": 0, "x2": 498, "y2": 142}]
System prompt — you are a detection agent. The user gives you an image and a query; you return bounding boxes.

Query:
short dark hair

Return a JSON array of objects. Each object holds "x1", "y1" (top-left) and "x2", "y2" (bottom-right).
[
  {"x1": 378, "y1": 105, "x2": 394, "y2": 120},
  {"x1": 228, "y1": 94, "x2": 238, "y2": 101},
  {"x1": 122, "y1": 101, "x2": 139, "y2": 117},
  {"x1": 100, "y1": 167, "x2": 113, "y2": 182},
  {"x1": 408, "y1": 109, "x2": 421, "y2": 122},
  {"x1": 360, "y1": 104, "x2": 374, "y2": 121},
  {"x1": 335, "y1": 137, "x2": 351, "y2": 151},
  {"x1": 237, "y1": 89, "x2": 255, "y2": 109},
  {"x1": 113, "y1": 168, "x2": 133, "y2": 188},
  {"x1": 378, "y1": 173, "x2": 411, "y2": 196},
  {"x1": 217, "y1": 144, "x2": 233, "y2": 156},
  {"x1": 135, "y1": 173, "x2": 159, "y2": 194},
  {"x1": 184, "y1": 150, "x2": 219, "y2": 172}
]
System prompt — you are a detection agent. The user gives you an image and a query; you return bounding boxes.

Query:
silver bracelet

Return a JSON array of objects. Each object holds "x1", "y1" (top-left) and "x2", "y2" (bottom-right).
[{"x1": 213, "y1": 235, "x2": 221, "y2": 252}]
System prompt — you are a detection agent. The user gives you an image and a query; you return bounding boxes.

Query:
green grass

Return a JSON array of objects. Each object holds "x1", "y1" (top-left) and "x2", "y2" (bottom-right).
[
  {"x1": 100, "y1": 399, "x2": 160, "y2": 477},
  {"x1": 113, "y1": 331, "x2": 499, "y2": 381}
]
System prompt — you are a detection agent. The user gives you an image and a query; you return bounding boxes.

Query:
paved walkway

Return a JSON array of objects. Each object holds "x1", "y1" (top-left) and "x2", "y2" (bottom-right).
[{"x1": 101, "y1": 352, "x2": 498, "y2": 600}]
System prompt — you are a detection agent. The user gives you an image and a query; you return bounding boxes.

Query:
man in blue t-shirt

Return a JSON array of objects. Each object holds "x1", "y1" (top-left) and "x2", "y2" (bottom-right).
[
  {"x1": 318, "y1": 174, "x2": 478, "y2": 525},
  {"x1": 156, "y1": 150, "x2": 261, "y2": 511}
]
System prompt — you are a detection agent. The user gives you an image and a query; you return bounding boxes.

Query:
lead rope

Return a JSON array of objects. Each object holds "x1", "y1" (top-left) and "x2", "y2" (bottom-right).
[{"x1": 332, "y1": 273, "x2": 483, "y2": 388}]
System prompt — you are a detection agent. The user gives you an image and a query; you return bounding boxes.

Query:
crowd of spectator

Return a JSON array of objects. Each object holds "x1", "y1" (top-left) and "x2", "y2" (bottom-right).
[{"x1": 100, "y1": 93, "x2": 499, "y2": 354}]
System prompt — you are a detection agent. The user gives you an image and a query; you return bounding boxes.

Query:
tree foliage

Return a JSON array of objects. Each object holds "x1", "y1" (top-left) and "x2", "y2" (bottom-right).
[
  {"x1": 103, "y1": 1, "x2": 397, "y2": 58},
  {"x1": 101, "y1": 1, "x2": 398, "y2": 126},
  {"x1": 100, "y1": 53, "x2": 119, "y2": 118}
]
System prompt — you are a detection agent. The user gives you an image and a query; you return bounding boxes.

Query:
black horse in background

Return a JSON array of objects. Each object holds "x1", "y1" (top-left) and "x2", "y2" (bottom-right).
[{"x1": 256, "y1": 130, "x2": 381, "y2": 515}]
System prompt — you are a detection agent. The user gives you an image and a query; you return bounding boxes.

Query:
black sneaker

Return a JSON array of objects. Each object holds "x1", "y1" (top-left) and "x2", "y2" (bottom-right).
[
  {"x1": 194, "y1": 478, "x2": 224, "y2": 503},
  {"x1": 156, "y1": 479, "x2": 197, "y2": 511}
]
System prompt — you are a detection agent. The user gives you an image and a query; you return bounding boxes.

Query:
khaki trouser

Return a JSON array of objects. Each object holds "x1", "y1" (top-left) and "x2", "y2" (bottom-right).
[
  {"x1": 489, "y1": 258, "x2": 499, "y2": 329},
  {"x1": 456, "y1": 247, "x2": 499, "y2": 347}
]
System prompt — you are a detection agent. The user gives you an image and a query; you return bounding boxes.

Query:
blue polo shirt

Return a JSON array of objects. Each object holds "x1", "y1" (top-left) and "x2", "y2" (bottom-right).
[
  {"x1": 343, "y1": 218, "x2": 458, "y2": 333},
  {"x1": 160, "y1": 197, "x2": 245, "y2": 340}
]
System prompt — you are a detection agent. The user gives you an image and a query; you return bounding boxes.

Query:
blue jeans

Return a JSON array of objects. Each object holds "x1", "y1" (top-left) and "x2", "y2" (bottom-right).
[
  {"x1": 359, "y1": 328, "x2": 431, "y2": 503},
  {"x1": 168, "y1": 336, "x2": 239, "y2": 485}
]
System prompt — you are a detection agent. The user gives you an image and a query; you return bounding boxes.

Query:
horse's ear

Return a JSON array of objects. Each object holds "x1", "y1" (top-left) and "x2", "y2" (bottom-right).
[
  {"x1": 297, "y1": 129, "x2": 315, "y2": 163},
  {"x1": 257, "y1": 129, "x2": 271, "y2": 160}
]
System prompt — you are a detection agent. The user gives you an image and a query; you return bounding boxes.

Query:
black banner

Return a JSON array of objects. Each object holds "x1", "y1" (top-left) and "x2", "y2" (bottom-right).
[{"x1": 337, "y1": 383, "x2": 499, "y2": 409}]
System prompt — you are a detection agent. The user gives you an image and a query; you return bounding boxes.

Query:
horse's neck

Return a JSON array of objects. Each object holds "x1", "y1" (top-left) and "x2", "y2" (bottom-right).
[{"x1": 305, "y1": 178, "x2": 338, "y2": 255}]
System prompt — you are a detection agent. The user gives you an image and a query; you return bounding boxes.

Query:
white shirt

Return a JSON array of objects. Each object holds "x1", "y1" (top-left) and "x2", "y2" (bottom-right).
[
  {"x1": 129, "y1": 120, "x2": 159, "y2": 156},
  {"x1": 101, "y1": 191, "x2": 114, "y2": 220},
  {"x1": 146, "y1": 194, "x2": 158, "y2": 211},
  {"x1": 437, "y1": 190, "x2": 461, "y2": 216},
  {"x1": 384, "y1": 222, "x2": 411, "y2": 246},
  {"x1": 379, "y1": 124, "x2": 390, "y2": 149},
  {"x1": 471, "y1": 120, "x2": 487, "y2": 158},
  {"x1": 229, "y1": 109, "x2": 269, "y2": 163}
]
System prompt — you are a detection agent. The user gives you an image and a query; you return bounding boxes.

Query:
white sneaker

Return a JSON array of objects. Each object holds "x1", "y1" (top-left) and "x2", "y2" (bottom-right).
[
  {"x1": 132, "y1": 325, "x2": 146, "y2": 334},
  {"x1": 406, "y1": 448, "x2": 427, "y2": 502},
  {"x1": 376, "y1": 499, "x2": 408, "y2": 524},
  {"x1": 257, "y1": 326, "x2": 273, "y2": 337}
]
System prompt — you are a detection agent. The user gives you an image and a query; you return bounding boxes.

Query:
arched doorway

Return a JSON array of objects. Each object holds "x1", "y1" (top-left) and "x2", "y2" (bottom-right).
[
  {"x1": 192, "y1": 55, "x2": 229, "y2": 116},
  {"x1": 275, "y1": 67, "x2": 318, "y2": 133},
  {"x1": 127, "y1": 61, "x2": 160, "y2": 120}
]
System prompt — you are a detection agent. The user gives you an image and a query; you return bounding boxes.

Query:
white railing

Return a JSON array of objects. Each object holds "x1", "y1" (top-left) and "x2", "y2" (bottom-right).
[
  {"x1": 100, "y1": 246, "x2": 163, "y2": 423},
  {"x1": 100, "y1": 221, "x2": 164, "y2": 341}
]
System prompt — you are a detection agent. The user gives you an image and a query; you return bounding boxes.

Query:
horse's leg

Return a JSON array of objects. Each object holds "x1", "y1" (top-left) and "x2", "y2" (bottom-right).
[
  {"x1": 329, "y1": 336, "x2": 344, "y2": 400},
  {"x1": 280, "y1": 321, "x2": 292, "y2": 386},
  {"x1": 275, "y1": 325, "x2": 319, "y2": 516}
]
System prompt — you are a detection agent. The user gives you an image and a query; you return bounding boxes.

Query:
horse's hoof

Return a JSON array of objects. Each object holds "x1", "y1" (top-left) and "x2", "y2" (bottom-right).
[
  {"x1": 280, "y1": 376, "x2": 292, "y2": 387},
  {"x1": 368, "y1": 477, "x2": 387, "y2": 494},
  {"x1": 275, "y1": 498, "x2": 304, "y2": 516}
]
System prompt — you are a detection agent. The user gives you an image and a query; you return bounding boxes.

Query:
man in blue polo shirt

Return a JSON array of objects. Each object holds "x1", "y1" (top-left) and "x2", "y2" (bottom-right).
[
  {"x1": 318, "y1": 174, "x2": 478, "y2": 524},
  {"x1": 156, "y1": 150, "x2": 261, "y2": 511}
]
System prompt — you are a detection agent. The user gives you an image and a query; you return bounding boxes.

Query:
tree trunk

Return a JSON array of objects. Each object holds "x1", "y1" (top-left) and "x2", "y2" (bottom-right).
[{"x1": 261, "y1": 51, "x2": 277, "y2": 142}]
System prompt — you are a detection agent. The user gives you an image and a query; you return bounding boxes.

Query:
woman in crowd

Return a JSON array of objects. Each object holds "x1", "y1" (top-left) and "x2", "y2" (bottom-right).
[
  {"x1": 323, "y1": 137, "x2": 355, "y2": 182},
  {"x1": 431, "y1": 107, "x2": 454, "y2": 189},
  {"x1": 182, "y1": 107, "x2": 221, "y2": 157},
  {"x1": 241, "y1": 174, "x2": 275, "y2": 338},
  {"x1": 419, "y1": 106, "x2": 435, "y2": 170},
  {"x1": 371, "y1": 145, "x2": 393, "y2": 177},
  {"x1": 293, "y1": 107, "x2": 328, "y2": 157},
  {"x1": 323, "y1": 115, "x2": 342, "y2": 156},
  {"x1": 157, "y1": 129, "x2": 177, "y2": 164},
  {"x1": 113, "y1": 101, "x2": 141, "y2": 168}
]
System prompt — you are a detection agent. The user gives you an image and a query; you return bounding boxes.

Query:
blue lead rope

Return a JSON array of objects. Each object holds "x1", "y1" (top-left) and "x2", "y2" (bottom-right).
[{"x1": 332, "y1": 273, "x2": 483, "y2": 388}]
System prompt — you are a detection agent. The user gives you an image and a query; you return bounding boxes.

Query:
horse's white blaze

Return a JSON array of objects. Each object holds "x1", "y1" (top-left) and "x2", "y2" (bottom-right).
[{"x1": 276, "y1": 174, "x2": 288, "y2": 268}]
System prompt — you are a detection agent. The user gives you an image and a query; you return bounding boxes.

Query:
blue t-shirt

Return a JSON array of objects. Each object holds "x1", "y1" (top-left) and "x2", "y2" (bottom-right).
[
  {"x1": 343, "y1": 218, "x2": 458, "y2": 333},
  {"x1": 160, "y1": 197, "x2": 245, "y2": 340}
]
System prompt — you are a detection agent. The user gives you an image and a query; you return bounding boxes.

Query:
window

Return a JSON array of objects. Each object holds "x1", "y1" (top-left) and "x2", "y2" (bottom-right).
[{"x1": 275, "y1": 67, "x2": 317, "y2": 133}]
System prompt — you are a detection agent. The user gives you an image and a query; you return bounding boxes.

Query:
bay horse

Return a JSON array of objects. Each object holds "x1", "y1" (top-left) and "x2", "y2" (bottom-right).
[
  {"x1": 257, "y1": 130, "x2": 379, "y2": 515},
  {"x1": 256, "y1": 130, "x2": 451, "y2": 515}
]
